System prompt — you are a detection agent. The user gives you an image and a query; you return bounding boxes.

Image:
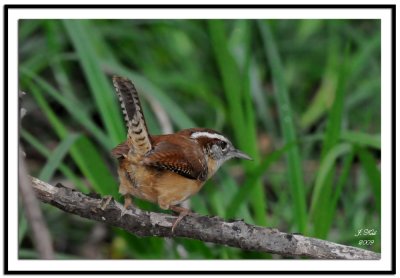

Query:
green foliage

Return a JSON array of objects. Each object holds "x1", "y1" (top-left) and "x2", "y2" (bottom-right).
[
  {"x1": 208, "y1": 20, "x2": 266, "y2": 226},
  {"x1": 63, "y1": 20, "x2": 126, "y2": 145},
  {"x1": 19, "y1": 19, "x2": 381, "y2": 259},
  {"x1": 259, "y1": 21, "x2": 308, "y2": 233},
  {"x1": 310, "y1": 44, "x2": 349, "y2": 238}
]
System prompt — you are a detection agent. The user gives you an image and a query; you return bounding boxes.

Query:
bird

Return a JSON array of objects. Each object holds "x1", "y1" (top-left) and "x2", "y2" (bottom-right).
[{"x1": 111, "y1": 76, "x2": 252, "y2": 231}]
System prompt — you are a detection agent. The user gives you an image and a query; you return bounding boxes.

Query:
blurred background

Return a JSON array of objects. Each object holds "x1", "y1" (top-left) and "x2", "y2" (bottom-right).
[{"x1": 18, "y1": 19, "x2": 381, "y2": 259}]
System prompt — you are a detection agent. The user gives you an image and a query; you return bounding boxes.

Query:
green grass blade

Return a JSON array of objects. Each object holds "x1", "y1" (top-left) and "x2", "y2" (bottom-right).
[
  {"x1": 18, "y1": 209, "x2": 28, "y2": 246},
  {"x1": 312, "y1": 144, "x2": 353, "y2": 239},
  {"x1": 328, "y1": 148, "x2": 355, "y2": 225},
  {"x1": 62, "y1": 20, "x2": 195, "y2": 131},
  {"x1": 75, "y1": 139, "x2": 119, "y2": 196},
  {"x1": 64, "y1": 19, "x2": 194, "y2": 133},
  {"x1": 20, "y1": 68, "x2": 113, "y2": 150},
  {"x1": 310, "y1": 143, "x2": 352, "y2": 217},
  {"x1": 209, "y1": 20, "x2": 266, "y2": 226},
  {"x1": 20, "y1": 129, "x2": 88, "y2": 192},
  {"x1": 311, "y1": 43, "x2": 349, "y2": 238},
  {"x1": 19, "y1": 19, "x2": 42, "y2": 41},
  {"x1": 347, "y1": 31, "x2": 380, "y2": 86},
  {"x1": 357, "y1": 147, "x2": 381, "y2": 214},
  {"x1": 341, "y1": 131, "x2": 380, "y2": 149},
  {"x1": 20, "y1": 50, "x2": 51, "y2": 75},
  {"x1": 90, "y1": 24, "x2": 196, "y2": 130},
  {"x1": 346, "y1": 79, "x2": 380, "y2": 112},
  {"x1": 299, "y1": 131, "x2": 380, "y2": 150},
  {"x1": 101, "y1": 63, "x2": 195, "y2": 130},
  {"x1": 249, "y1": 58, "x2": 278, "y2": 138},
  {"x1": 226, "y1": 142, "x2": 295, "y2": 219},
  {"x1": 38, "y1": 133, "x2": 80, "y2": 182},
  {"x1": 300, "y1": 70, "x2": 337, "y2": 130},
  {"x1": 214, "y1": 169, "x2": 254, "y2": 222},
  {"x1": 299, "y1": 25, "x2": 341, "y2": 130},
  {"x1": 71, "y1": 136, "x2": 119, "y2": 197},
  {"x1": 44, "y1": 20, "x2": 78, "y2": 102},
  {"x1": 63, "y1": 20, "x2": 125, "y2": 145},
  {"x1": 237, "y1": 21, "x2": 267, "y2": 226},
  {"x1": 258, "y1": 21, "x2": 307, "y2": 233},
  {"x1": 208, "y1": 20, "x2": 246, "y2": 145},
  {"x1": 26, "y1": 80, "x2": 118, "y2": 197},
  {"x1": 321, "y1": 47, "x2": 349, "y2": 158}
]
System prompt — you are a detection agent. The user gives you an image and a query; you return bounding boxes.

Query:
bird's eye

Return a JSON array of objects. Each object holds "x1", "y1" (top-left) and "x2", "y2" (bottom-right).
[{"x1": 220, "y1": 141, "x2": 228, "y2": 151}]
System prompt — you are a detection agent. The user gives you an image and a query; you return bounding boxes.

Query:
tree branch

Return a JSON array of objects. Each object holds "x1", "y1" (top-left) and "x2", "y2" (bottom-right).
[
  {"x1": 19, "y1": 152, "x2": 54, "y2": 259},
  {"x1": 30, "y1": 176, "x2": 380, "y2": 259}
]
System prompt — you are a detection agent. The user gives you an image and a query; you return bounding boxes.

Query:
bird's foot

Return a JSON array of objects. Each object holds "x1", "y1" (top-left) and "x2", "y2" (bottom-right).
[
  {"x1": 120, "y1": 196, "x2": 136, "y2": 218},
  {"x1": 169, "y1": 205, "x2": 193, "y2": 233}
]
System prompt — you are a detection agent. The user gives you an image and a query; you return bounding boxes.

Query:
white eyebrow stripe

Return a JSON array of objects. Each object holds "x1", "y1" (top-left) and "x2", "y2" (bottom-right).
[{"x1": 190, "y1": 132, "x2": 229, "y2": 142}]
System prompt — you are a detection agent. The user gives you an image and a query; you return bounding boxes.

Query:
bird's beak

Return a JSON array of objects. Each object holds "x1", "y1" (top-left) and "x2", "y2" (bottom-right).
[{"x1": 231, "y1": 149, "x2": 253, "y2": 160}]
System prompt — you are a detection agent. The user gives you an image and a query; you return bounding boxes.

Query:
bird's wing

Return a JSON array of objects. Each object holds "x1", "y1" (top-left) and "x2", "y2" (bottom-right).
[{"x1": 143, "y1": 139, "x2": 208, "y2": 181}]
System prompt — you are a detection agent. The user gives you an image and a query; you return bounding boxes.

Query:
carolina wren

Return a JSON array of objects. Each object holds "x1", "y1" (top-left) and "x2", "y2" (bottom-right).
[{"x1": 111, "y1": 76, "x2": 251, "y2": 231}]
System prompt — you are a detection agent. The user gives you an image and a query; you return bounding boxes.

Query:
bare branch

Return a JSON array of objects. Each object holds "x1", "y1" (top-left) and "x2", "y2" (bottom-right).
[
  {"x1": 30, "y1": 176, "x2": 380, "y2": 260},
  {"x1": 19, "y1": 152, "x2": 54, "y2": 259}
]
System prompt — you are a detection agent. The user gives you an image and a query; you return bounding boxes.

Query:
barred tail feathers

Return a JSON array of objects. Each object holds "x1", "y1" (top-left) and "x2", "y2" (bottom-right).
[{"x1": 112, "y1": 76, "x2": 152, "y2": 155}]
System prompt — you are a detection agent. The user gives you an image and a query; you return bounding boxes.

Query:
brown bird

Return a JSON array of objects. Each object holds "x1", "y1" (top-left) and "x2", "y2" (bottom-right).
[{"x1": 111, "y1": 76, "x2": 251, "y2": 231}]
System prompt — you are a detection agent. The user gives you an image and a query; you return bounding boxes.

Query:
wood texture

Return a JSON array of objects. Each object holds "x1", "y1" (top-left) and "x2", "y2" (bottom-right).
[{"x1": 30, "y1": 176, "x2": 380, "y2": 260}]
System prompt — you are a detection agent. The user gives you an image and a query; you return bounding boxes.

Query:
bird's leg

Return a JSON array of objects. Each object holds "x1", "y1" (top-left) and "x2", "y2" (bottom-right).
[
  {"x1": 124, "y1": 195, "x2": 134, "y2": 209},
  {"x1": 169, "y1": 205, "x2": 192, "y2": 232},
  {"x1": 120, "y1": 195, "x2": 135, "y2": 217}
]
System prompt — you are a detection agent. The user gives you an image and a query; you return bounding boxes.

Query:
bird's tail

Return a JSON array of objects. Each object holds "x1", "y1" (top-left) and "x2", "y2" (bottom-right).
[{"x1": 112, "y1": 76, "x2": 152, "y2": 156}]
